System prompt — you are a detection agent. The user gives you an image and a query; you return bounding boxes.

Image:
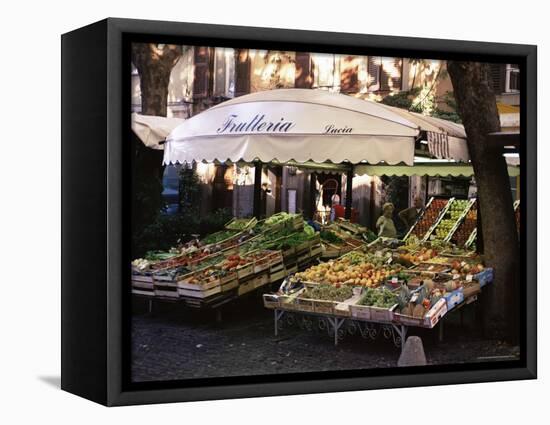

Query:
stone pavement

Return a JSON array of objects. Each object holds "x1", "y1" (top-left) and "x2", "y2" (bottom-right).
[{"x1": 131, "y1": 296, "x2": 519, "y2": 383}]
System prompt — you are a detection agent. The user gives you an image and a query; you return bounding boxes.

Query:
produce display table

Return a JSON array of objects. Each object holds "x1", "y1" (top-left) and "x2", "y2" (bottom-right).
[
  {"x1": 131, "y1": 213, "x2": 322, "y2": 309},
  {"x1": 268, "y1": 291, "x2": 481, "y2": 352},
  {"x1": 263, "y1": 239, "x2": 493, "y2": 351},
  {"x1": 271, "y1": 307, "x2": 409, "y2": 350}
]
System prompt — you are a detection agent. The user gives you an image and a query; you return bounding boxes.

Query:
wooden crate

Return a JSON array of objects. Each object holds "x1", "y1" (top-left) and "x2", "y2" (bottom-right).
[
  {"x1": 369, "y1": 305, "x2": 396, "y2": 323},
  {"x1": 152, "y1": 275, "x2": 179, "y2": 287},
  {"x1": 313, "y1": 300, "x2": 337, "y2": 314},
  {"x1": 132, "y1": 288, "x2": 155, "y2": 297},
  {"x1": 282, "y1": 245, "x2": 296, "y2": 258},
  {"x1": 254, "y1": 258, "x2": 271, "y2": 274},
  {"x1": 310, "y1": 244, "x2": 323, "y2": 258},
  {"x1": 131, "y1": 280, "x2": 154, "y2": 290},
  {"x1": 236, "y1": 262, "x2": 254, "y2": 279},
  {"x1": 285, "y1": 264, "x2": 298, "y2": 275},
  {"x1": 177, "y1": 276, "x2": 220, "y2": 291},
  {"x1": 263, "y1": 294, "x2": 280, "y2": 309},
  {"x1": 297, "y1": 250, "x2": 311, "y2": 264},
  {"x1": 153, "y1": 282, "x2": 179, "y2": 298},
  {"x1": 178, "y1": 285, "x2": 221, "y2": 299},
  {"x1": 253, "y1": 273, "x2": 270, "y2": 289},
  {"x1": 131, "y1": 273, "x2": 155, "y2": 284},
  {"x1": 295, "y1": 240, "x2": 310, "y2": 253},
  {"x1": 393, "y1": 311, "x2": 424, "y2": 327},
  {"x1": 219, "y1": 270, "x2": 238, "y2": 285},
  {"x1": 349, "y1": 304, "x2": 371, "y2": 320},
  {"x1": 295, "y1": 297, "x2": 315, "y2": 313},
  {"x1": 270, "y1": 267, "x2": 288, "y2": 283},
  {"x1": 237, "y1": 277, "x2": 257, "y2": 296},
  {"x1": 221, "y1": 279, "x2": 239, "y2": 292}
]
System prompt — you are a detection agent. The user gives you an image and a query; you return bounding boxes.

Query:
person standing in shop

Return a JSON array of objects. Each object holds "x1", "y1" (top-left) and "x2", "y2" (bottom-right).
[
  {"x1": 376, "y1": 202, "x2": 397, "y2": 238},
  {"x1": 398, "y1": 196, "x2": 425, "y2": 232}
]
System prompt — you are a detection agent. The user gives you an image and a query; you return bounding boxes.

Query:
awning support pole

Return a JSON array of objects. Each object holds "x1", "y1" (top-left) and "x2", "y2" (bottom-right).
[
  {"x1": 345, "y1": 166, "x2": 354, "y2": 220},
  {"x1": 253, "y1": 161, "x2": 262, "y2": 219}
]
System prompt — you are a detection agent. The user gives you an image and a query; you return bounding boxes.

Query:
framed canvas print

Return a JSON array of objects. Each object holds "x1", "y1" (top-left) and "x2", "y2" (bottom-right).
[{"x1": 61, "y1": 18, "x2": 536, "y2": 406}]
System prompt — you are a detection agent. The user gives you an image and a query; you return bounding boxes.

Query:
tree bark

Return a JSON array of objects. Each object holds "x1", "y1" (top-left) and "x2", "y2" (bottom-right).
[
  {"x1": 132, "y1": 44, "x2": 182, "y2": 115},
  {"x1": 131, "y1": 44, "x2": 182, "y2": 237},
  {"x1": 447, "y1": 61, "x2": 519, "y2": 342}
]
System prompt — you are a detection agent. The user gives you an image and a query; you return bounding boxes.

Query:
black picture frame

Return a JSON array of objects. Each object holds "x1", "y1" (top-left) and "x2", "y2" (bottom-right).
[{"x1": 61, "y1": 17, "x2": 537, "y2": 406}]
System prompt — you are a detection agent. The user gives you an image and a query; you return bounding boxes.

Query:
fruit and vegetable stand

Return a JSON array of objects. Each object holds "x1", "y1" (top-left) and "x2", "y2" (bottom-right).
[
  {"x1": 131, "y1": 213, "x2": 323, "y2": 309},
  {"x1": 263, "y1": 239, "x2": 493, "y2": 351}
]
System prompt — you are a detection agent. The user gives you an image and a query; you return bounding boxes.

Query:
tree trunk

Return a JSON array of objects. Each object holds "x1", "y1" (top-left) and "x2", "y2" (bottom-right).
[
  {"x1": 447, "y1": 61, "x2": 519, "y2": 342},
  {"x1": 132, "y1": 44, "x2": 182, "y2": 115},
  {"x1": 131, "y1": 44, "x2": 182, "y2": 239}
]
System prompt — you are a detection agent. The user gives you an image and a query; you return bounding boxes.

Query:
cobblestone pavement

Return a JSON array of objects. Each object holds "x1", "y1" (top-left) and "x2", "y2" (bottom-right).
[{"x1": 131, "y1": 295, "x2": 519, "y2": 383}]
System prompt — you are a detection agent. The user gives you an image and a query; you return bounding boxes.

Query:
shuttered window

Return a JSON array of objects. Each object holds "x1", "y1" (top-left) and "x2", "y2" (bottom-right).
[
  {"x1": 506, "y1": 64, "x2": 520, "y2": 92},
  {"x1": 489, "y1": 63, "x2": 506, "y2": 94},
  {"x1": 193, "y1": 46, "x2": 213, "y2": 99},
  {"x1": 379, "y1": 57, "x2": 403, "y2": 91},
  {"x1": 234, "y1": 49, "x2": 251, "y2": 97},
  {"x1": 340, "y1": 55, "x2": 359, "y2": 93},
  {"x1": 367, "y1": 56, "x2": 381, "y2": 91},
  {"x1": 311, "y1": 53, "x2": 339, "y2": 91},
  {"x1": 295, "y1": 52, "x2": 313, "y2": 88},
  {"x1": 213, "y1": 48, "x2": 235, "y2": 99},
  {"x1": 366, "y1": 57, "x2": 402, "y2": 92}
]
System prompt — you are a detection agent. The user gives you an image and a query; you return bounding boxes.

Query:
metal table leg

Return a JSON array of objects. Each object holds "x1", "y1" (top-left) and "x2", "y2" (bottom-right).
[
  {"x1": 274, "y1": 309, "x2": 285, "y2": 336},
  {"x1": 327, "y1": 317, "x2": 346, "y2": 346},
  {"x1": 391, "y1": 324, "x2": 408, "y2": 353}
]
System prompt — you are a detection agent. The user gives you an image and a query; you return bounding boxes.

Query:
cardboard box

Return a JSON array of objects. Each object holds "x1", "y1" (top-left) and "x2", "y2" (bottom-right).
[
  {"x1": 423, "y1": 298, "x2": 447, "y2": 328},
  {"x1": 475, "y1": 268, "x2": 494, "y2": 287},
  {"x1": 443, "y1": 287, "x2": 464, "y2": 311}
]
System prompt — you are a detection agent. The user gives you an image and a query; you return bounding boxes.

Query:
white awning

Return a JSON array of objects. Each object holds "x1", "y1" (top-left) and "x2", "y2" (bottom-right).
[
  {"x1": 131, "y1": 112, "x2": 185, "y2": 150},
  {"x1": 164, "y1": 89, "x2": 420, "y2": 166}
]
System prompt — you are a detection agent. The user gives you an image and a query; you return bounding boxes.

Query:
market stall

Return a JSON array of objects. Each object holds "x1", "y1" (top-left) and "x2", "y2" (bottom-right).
[
  {"x1": 263, "y1": 238, "x2": 493, "y2": 352},
  {"x1": 131, "y1": 213, "x2": 323, "y2": 308},
  {"x1": 133, "y1": 88, "x2": 512, "y2": 319}
]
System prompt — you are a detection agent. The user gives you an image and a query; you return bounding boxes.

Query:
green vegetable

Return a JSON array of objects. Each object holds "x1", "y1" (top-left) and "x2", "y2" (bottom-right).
[
  {"x1": 144, "y1": 251, "x2": 178, "y2": 261},
  {"x1": 302, "y1": 284, "x2": 353, "y2": 302},
  {"x1": 358, "y1": 287, "x2": 397, "y2": 308},
  {"x1": 304, "y1": 224, "x2": 315, "y2": 236},
  {"x1": 320, "y1": 230, "x2": 343, "y2": 244},
  {"x1": 202, "y1": 230, "x2": 238, "y2": 245}
]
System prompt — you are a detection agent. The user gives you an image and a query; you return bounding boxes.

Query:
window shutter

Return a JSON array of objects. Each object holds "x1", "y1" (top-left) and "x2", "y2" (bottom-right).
[
  {"x1": 380, "y1": 58, "x2": 402, "y2": 91},
  {"x1": 234, "y1": 49, "x2": 251, "y2": 97},
  {"x1": 340, "y1": 56, "x2": 359, "y2": 93},
  {"x1": 509, "y1": 64, "x2": 520, "y2": 91},
  {"x1": 295, "y1": 52, "x2": 313, "y2": 88},
  {"x1": 367, "y1": 56, "x2": 381, "y2": 90},
  {"x1": 213, "y1": 48, "x2": 227, "y2": 97},
  {"x1": 193, "y1": 47, "x2": 212, "y2": 99},
  {"x1": 489, "y1": 63, "x2": 506, "y2": 94}
]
